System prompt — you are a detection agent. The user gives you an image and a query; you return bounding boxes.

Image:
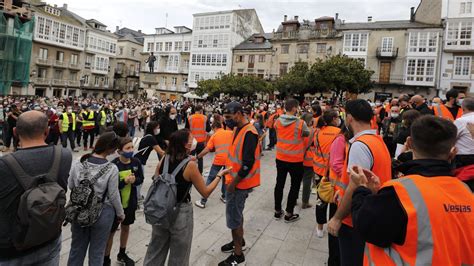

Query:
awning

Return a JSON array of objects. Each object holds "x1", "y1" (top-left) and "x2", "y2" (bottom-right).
[{"x1": 183, "y1": 92, "x2": 208, "y2": 100}]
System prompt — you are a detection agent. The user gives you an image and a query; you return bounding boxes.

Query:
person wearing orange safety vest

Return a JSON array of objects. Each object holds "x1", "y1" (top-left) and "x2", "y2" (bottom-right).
[
  {"x1": 186, "y1": 105, "x2": 210, "y2": 174},
  {"x1": 311, "y1": 103, "x2": 323, "y2": 129},
  {"x1": 265, "y1": 109, "x2": 280, "y2": 150},
  {"x1": 327, "y1": 99, "x2": 392, "y2": 266},
  {"x1": 301, "y1": 113, "x2": 317, "y2": 209},
  {"x1": 220, "y1": 102, "x2": 260, "y2": 265},
  {"x1": 433, "y1": 89, "x2": 464, "y2": 121},
  {"x1": 350, "y1": 116, "x2": 474, "y2": 266},
  {"x1": 274, "y1": 99, "x2": 310, "y2": 223},
  {"x1": 195, "y1": 115, "x2": 233, "y2": 208}
]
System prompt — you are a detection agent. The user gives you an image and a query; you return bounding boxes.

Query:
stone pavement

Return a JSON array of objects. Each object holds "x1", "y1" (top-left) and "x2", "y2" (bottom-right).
[{"x1": 59, "y1": 140, "x2": 329, "y2": 265}]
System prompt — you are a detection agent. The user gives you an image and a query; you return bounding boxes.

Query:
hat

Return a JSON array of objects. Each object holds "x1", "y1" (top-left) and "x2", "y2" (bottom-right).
[{"x1": 223, "y1": 101, "x2": 243, "y2": 114}]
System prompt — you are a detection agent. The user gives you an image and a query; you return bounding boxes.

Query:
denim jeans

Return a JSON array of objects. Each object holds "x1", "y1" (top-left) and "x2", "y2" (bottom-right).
[
  {"x1": 61, "y1": 131, "x2": 76, "y2": 150},
  {"x1": 0, "y1": 235, "x2": 61, "y2": 266},
  {"x1": 201, "y1": 164, "x2": 226, "y2": 204},
  {"x1": 144, "y1": 202, "x2": 193, "y2": 266},
  {"x1": 68, "y1": 205, "x2": 115, "y2": 266},
  {"x1": 128, "y1": 124, "x2": 136, "y2": 138},
  {"x1": 302, "y1": 166, "x2": 314, "y2": 204}
]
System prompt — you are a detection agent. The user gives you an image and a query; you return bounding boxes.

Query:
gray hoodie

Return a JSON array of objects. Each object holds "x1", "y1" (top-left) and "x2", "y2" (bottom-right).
[
  {"x1": 68, "y1": 160, "x2": 125, "y2": 218},
  {"x1": 277, "y1": 114, "x2": 310, "y2": 138}
]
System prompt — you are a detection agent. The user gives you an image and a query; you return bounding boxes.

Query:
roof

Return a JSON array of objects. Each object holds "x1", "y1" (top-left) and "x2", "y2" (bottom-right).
[
  {"x1": 116, "y1": 33, "x2": 143, "y2": 45},
  {"x1": 193, "y1": 8, "x2": 256, "y2": 17},
  {"x1": 115, "y1": 27, "x2": 146, "y2": 44},
  {"x1": 30, "y1": 3, "x2": 83, "y2": 27},
  {"x1": 86, "y1": 19, "x2": 106, "y2": 27},
  {"x1": 315, "y1": 16, "x2": 334, "y2": 21},
  {"x1": 233, "y1": 33, "x2": 273, "y2": 51},
  {"x1": 276, "y1": 17, "x2": 334, "y2": 32},
  {"x1": 59, "y1": 7, "x2": 118, "y2": 38},
  {"x1": 337, "y1": 20, "x2": 442, "y2": 30}
]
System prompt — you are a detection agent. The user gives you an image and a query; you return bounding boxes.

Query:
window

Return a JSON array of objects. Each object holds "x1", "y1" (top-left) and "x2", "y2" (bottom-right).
[
  {"x1": 56, "y1": 51, "x2": 64, "y2": 62},
  {"x1": 280, "y1": 63, "x2": 288, "y2": 76},
  {"x1": 316, "y1": 43, "x2": 327, "y2": 53},
  {"x1": 343, "y1": 33, "x2": 368, "y2": 52},
  {"x1": 175, "y1": 42, "x2": 182, "y2": 51},
  {"x1": 131, "y1": 49, "x2": 136, "y2": 57},
  {"x1": 83, "y1": 75, "x2": 89, "y2": 85},
  {"x1": 381, "y1": 37, "x2": 393, "y2": 52},
  {"x1": 53, "y1": 69, "x2": 63, "y2": 80},
  {"x1": 94, "y1": 76, "x2": 100, "y2": 86},
  {"x1": 165, "y1": 42, "x2": 172, "y2": 51},
  {"x1": 447, "y1": 21, "x2": 472, "y2": 46},
  {"x1": 460, "y1": 1, "x2": 472, "y2": 14},
  {"x1": 171, "y1": 77, "x2": 177, "y2": 86},
  {"x1": 406, "y1": 58, "x2": 436, "y2": 82},
  {"x1": 119, "y1": 47, "x2": 123, "y2": 55},
  {"x1": 39, "y1": 48, "x2": 48, "y2": 59},
  {"x1": 297, "y1": 44, "x2": 309, "y2": 54},
  {"x1": 147, "y1": 42, "x2": 154, "y2": 52},
  {"x1": 184, "y1": 41, "x2": 191, "y2": 51},
  {"x1": 409, "y1": 32, "x2": 438, "y2": 53},
  {"x1": 70, "y1": 71, "x2": 77, "y2": 81},
  {"x1": 156, "y1": 42, "x2": 163, "y2": 52},
  {"x1": 85, "y1": 55, "x2": 92, "y2": 68},
  {"x1": 236, "y1": 55, "x2": 244, "y2": 62},
  {"x1": 161, "y1": 76, "x2": 167, "y2": 85},
  {"x1": 258, "y1": 55, "x2": 266, "y2": 62},
  {"x1": 70, "y1": 54, "x2": 78, "y2": 65},
  {"x1": 454, "y1": 56, "x2": 471, "y2": 77},
  {"x1": 281, "y1": 44, "x2": 289, "y2": 54},
  {"x1": 37, "y1": 67, "x2": 47, "y2": 78}
]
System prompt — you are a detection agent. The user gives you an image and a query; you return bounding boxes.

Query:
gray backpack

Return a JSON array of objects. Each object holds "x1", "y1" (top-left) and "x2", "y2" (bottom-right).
[
  {"x1": 3, "y1": 146, "x2": 65, "y2": 251},
  {"x1": 144, "y1": 155, "x2": 191, "y2": 229}
]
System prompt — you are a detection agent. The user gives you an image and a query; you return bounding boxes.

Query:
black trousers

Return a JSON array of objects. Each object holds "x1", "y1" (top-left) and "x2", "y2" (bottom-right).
[
  {"x1": 274, "y1": 159, "x2": 304, "y2": 214},
  {"x1": 46, "y1": 131, "x2": 60, "y2": 145},
  {"x1": 324, "y1": 203, "x2": 340, "y2": 266},
  {"x1": 75, "y1": 126, "x2": 82, "y2": 146},
  {"x1": 61, "y1": 131, "x2": 76, "y2": 149},
  {"x1": 192, "y1": 142, "x2": 205, "y2": 174},
  {"x1": 269, "y1": 128, "x2": 277, "y2": 148},
  {"x1": 83, "y1": 129, "x2": 95, "y2": 148},
  {"x1": 338, "y1": 224, "x2": 364, "y2": 266}
]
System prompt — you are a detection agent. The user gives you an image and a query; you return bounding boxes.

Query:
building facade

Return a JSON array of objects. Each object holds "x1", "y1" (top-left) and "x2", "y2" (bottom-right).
[
  {"x1": 232, "y1": 33, "x2": 274, "y2": 78},
  {"x1": 188, "y1": 9, "x2": 264, "y2": 88},
  {"x1": 141, "y1": 26, "x2": 192, "y2": 100}
]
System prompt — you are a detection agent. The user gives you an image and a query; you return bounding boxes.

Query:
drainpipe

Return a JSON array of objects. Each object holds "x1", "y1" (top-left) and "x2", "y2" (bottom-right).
[{"x1": 436, "y1": 23, "x2": 446, "y2": 97}]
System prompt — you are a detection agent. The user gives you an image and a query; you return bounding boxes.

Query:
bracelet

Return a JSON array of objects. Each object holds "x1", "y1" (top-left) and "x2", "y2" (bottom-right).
[{"x1": 216, "y1": 175, "x2": 222, "y2": 179}]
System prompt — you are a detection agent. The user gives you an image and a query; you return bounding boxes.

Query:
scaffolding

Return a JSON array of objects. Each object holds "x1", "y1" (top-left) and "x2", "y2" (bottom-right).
[{"x1": 0, "y1": 9, "x2": 34, "y2": 95}]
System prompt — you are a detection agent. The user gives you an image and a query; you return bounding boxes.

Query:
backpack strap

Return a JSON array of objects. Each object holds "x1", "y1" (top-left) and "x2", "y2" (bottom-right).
[
  {"x1": 162, "y1": 155, "x2": 170, "y2": 175},
  {"x1": 3, "y1": 146, "x2": 63, "y2": 190},
  {"x1": 171, "y1": 156, "x2": 191, "y2": 177},
  {"x1": 89, "y1": 163, "x2": 112, "y2": 185}
]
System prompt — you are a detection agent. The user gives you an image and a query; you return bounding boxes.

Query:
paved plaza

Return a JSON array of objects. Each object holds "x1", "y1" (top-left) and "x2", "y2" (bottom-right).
[{"x1": 58, "y1": 138, "x2": 329, "y2": 265}]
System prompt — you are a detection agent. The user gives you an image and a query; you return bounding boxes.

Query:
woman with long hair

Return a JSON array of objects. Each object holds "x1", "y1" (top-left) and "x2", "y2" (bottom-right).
[
  {"x1": 144, "y1": 129, "x2": 231, "y2": 266},
  {"x1": 67, "y1": 132, "x2": 124, "y2": 266}
]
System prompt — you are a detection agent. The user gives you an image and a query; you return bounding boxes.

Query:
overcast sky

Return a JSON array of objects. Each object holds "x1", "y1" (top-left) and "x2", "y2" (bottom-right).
[{"x1": 46, "y1": 0, "x2": 421, "y2": 34}]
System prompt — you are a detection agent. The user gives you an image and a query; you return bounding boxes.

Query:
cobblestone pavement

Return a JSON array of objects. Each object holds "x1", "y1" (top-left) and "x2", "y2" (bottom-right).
[{"x1": 58, "y1": 134, "x2": 329, "y2": 266}]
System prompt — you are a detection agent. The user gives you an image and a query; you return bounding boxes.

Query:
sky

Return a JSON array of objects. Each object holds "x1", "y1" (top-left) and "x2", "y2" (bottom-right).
[{"x1": 46, "y1": 0, "x2": 422, "y2": 34}]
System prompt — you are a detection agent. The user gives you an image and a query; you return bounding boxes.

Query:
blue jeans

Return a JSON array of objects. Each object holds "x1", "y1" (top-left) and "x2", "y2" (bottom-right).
[
  {"x1": 0, "y1": 235, "x2": 61, "y2": 266},
  {"x1": 201, "y1": 164, "x2": 226, "y2": 204},
  {"x1": 68, "y1": 205, "x2": 115, "y2": 266},
  {"x1": 128, "y1": 124, "x2": 136, "y2": 138}
]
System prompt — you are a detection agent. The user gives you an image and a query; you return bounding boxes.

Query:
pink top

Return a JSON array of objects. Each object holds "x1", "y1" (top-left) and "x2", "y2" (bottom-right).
[{"x1": 329, "y1": 134, "x2": 346, "y2": 178}]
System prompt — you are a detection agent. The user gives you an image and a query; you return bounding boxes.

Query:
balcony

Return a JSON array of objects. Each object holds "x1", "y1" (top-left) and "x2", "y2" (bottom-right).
[
  {"x1": 53, "y1": 60, "x2": 67, "y2": 68},
  {"x1": 180, "y1": 68, "x2": 189, "y2": 74},
  {"x1": 128, "y1": 70, "x2": 139, "y2": 77},
  {"x1": 51, "y1": 79, "x2": 68, "y2": 86},
  {"x1": 309, "y1": 29, "x2": 338, "y2": 39},
  {"x1": 376, "y1": 48, "x2": 399, "y2": 60},
  {"x1": 273, "y1": 31, "x2": 299, "y2": 40},
  {"x1": 91, "y1": 68, "x2": 108, "y2": 75},
  {"x1": 371, "y1": 74, "x2": 404, "y2": 85},
  {"x1": 68, "y1": 80, "x2": 80, "y2": 87},
  {"x1": 69, "y1": 62, "x2": 81, "y2": 70},
  {"x1": 177, "y1": 86, "x2": 188, "y2": 93},
  {"x1": 36, "y1": 58, "x2": 51, "y2": 66},
  {"x1": 34, "y1": 78, "x2": 51, "y2": 85},
  {"x1": 84, "y1": 62, "x2": 91, "y2": 69}
]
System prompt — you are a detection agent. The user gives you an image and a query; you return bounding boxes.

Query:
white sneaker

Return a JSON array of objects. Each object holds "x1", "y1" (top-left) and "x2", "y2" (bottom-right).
[
  {"x1": 316, "y1": 228, "x2": 324, "y2": 238},
  {"x1": 194, "y1": 200, "x2": 205, "y2": 209}
]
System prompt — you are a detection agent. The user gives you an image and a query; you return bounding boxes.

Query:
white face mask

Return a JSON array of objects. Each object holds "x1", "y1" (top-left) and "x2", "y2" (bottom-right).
[
  {"x1": 432, "y1": 103, "x2": 439, "y2": 107},
  {"x1": 191, "y1": 138, "x2": 197, "y2": 151},
  {"x1": 391, "y1": 113, "x2": 399, "y2": 119},
  {"x1": 169, "y1": 114, "x2": 176, "y2": 120},
  {"x1": 458, "y1": 99, "x2": 464, "y2": 106},
  {"x1": 210, "y1": 117, "x2": 215, "y2": 124},
  {"x1": 154, "y1": 128, "x2": 160, "y2": 135}
]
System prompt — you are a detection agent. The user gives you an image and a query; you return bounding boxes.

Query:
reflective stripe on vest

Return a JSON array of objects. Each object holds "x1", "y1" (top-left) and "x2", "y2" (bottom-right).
[
  {"x1": 276, "y1": 119, "x2": 302, "y2": 144},
  {"x1": 189, "y1": 114, "x2": 207, "y2": 142},
  {"x1": 82, "y1": 111, "x2": 95, "y2": 127}
]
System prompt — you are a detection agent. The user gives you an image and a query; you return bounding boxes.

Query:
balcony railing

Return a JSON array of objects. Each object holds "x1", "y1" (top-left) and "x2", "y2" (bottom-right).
[
  {"x1": 34, "y1": 78, "x2": 50, "y2": 85},
  {"x1": 69, "y1": 62, "x2": 81, "y2": 69},
  {"x1": 376, "y1": 48, "x2": 399, "y2": 59},
  {"x1": 370, "y1": 74, "x2": 404, "y2": 85},
  {"x1": 85, "y1": 62, "x2": 91, "y2": 69},
  {"x1": 53, "y1": 60, "x2": 67, "y2": 68},
  {"x1": 68, "y1": 80, "x2": 80, "y2": 87},
  {"x1": 51, "y1": 79, "x2": 68, "y2": 86},
  {"x1": 36, "y1": 58, "x2": 50, "y2": 65},
  {"x1": 273, "y1": 29, "x2": 338, "y2": 40},
  {"x1": 91, "y1": 68, "x2": 108, "y2": 75}
]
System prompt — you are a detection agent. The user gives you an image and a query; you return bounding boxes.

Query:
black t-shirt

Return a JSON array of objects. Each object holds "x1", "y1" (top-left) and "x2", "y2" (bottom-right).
[
  {"x1": 111, "y1": 157, "x2": 144, "y2": 211},
  {"x1": 159, "y1": 158, "x2": 192, "y2": 203},
  {"x1": 159, "y1": 117, "x2": 178, "y2": 141},
  {"x1": 134, "y1": 135, "x2": 159, "y2": 165},
  {"x1": 446, "y1": 105, "x2": 460, "y2": 119}
]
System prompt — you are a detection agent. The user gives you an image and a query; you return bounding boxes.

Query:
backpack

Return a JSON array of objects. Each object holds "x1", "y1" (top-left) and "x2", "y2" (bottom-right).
[
  {"x1": 2, "y1": 146, "x2": 65, "y2": 251},
  {"x1": 134, "y1": 134, "x2": 152, "y2": 155},
  {"x1": 144, "y1": 155, "x2": 191, "y2": 229},
  {"x1": 64, "y1": 162, "x2": 112, "y2": 227}
]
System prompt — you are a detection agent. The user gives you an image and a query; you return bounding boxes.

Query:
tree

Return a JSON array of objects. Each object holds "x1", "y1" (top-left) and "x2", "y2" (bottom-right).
[
  {"x1": 306, "y1": 55, "x2": 374, "y2": 100},
  {"x1": 274, "y1": 61, "x2": 310, "y2": 100},
  {"x1": 195, "y1": 78, "x2": 221, "y2": 98},
  {"x1": 196, "y1": 73, "x2": 273, "y2": 99}
]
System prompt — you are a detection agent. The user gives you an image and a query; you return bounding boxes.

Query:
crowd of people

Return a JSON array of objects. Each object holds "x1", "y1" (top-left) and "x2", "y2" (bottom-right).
[{"x1": 0, "y1": 89, "x2": 473, "y2": 266}]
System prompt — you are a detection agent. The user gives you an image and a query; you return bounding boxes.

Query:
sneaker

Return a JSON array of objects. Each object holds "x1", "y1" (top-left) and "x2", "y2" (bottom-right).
[
  {"x1": 103, "y1": 257, "x2": 111, "y2": 266},
  {"x1": 316, "y1": 228, "x2": 324, "y2": 238},
  {"x1": 194, "y1": 200, "x2": 206, "y2": 209},
  {"x1": 117, "y1": 252, "x2": 135, "y2": 266},
  {"x1": 274, "y1": 210, "x2": 284, "y2": 220},
  {"x1": 220, "y1": 239, "x2": 246, "y2": 253},
  {"x1": 220, "y1": 195, "x2": 226, "y2": 204},
  {"x1": 284, "y1": 214, "x2": 300, "y2": 223},
  {"x1": 218, "y1": 253, "x2": 245, "y2": 266},
  {"x1": 302, "y1": 202, "x2": 313, "y2": 209}
]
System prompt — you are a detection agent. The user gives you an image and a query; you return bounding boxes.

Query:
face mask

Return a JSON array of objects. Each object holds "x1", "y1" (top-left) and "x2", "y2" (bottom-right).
[
  {"x1": 458, "y1": 99, "x2": 464, "y2": 106},
  {"x1": 210, "y1": 117, "x2": 215, "y2": 124},
  {"x1": 121, "y1": 151, "x2": 134, "y2": 159},
  {"x1": 169, "y1": 114, "x2": 176, "y2": 120},
  {"x1": 154, "y1": 128, "x2": 160, "y2": 135},
  {"x1": 432, "y1": 103, "x2": 439, "y2": 107},
  {"x1": 336, "y1": 118, "x2": 342, "y2": 127},
  {"x1": 225, "y1": 119, "x2": 236, "y2": 130},
  {"x1": 67, "y1": 109, "x2": 72, "y2": 113},
  {"x1": 391, "y1": 113, "x2": 399, "y2": 119},
  {"x1": 375, "y1": 102, "x2": 382, "y2": 107}
]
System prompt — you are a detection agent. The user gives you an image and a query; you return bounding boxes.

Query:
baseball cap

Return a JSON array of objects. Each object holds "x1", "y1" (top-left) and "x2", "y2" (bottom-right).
[{"x1": 223, "y1": 101, "x2": 243, "y2": 114}]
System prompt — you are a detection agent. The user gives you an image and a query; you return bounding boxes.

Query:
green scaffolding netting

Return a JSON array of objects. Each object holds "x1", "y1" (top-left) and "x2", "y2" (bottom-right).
[{"x1": 0, "y1": 12, "x2": 34, "y2": 95}]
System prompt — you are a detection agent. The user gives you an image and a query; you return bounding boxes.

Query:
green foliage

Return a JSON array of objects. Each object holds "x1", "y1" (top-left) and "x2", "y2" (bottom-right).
[
  {"x1": 274, "y1": 61, "x2": 310, "y2": 98},
  {"x1": 196, "y1": 73, "x2": 273, "y2": 98}
]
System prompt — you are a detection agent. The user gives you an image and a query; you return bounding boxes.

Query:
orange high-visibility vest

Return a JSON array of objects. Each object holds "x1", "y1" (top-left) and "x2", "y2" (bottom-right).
[
  {"x1": 433, "y1": 104, "x2": 463, "y2": 121},
  {"x1": 313, "y1": 126, "x2": 341, "y2": 176},
  {"x1": 370, "y1": 115, "x2": 379, "y2": 134},
  {"x1": 312, "y1": 116, "x2": 320, "y2": 129},
  {"x1": 364, "y1": 175, "x2": 474, "y2": 266},
  {"x1": 206, "y1": 128, "x2": 233, "y2": 166},
  {"x1": 225, "y1": 123, "x2": 261, "y2": 190},
  {"x1": 303, "y1": 128, "x2": 316, "y2": 167},
  {"x1": 275, "y1": 118, "x2": 305, "y2": 163},
  {"x1": 266, "y1": 113, "x2": 278, "y2": 129},
  {"x1": 189, "y1": 114, "x2": 207, "y2": 142},
  {"x1": 336, "y1": 133, "x2": 392, "y2": 227}
]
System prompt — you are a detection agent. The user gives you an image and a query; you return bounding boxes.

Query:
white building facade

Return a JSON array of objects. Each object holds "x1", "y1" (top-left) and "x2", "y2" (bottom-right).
[{"x1": 188, "y1": 9, "x2": 264, "y2": 87}]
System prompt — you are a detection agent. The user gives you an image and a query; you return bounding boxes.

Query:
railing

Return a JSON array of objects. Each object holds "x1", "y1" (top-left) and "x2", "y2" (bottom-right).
[
  {"x1": 51, "y1": 79, "x2": 67, "y2": 86},
  {"x1": 91, "y1": 68, "x2": 108, "y2": 75},
  {"x1": 370, "y1": 74, "x2": 404, "y2": 84},
  {"x1": 84, "y1": 62, "x2": 91, "y2": 69},
  {"x1": 69, "y1": 62, "x2": 81, "y2": 69},
  {"x1": 376, "y1": 47, "x2": 399, "y2": 59},
  {"x1": 53, "y1": 60, "x2": 67, "y2": 68},
  {"x1": 34, "y1": 78, "x2": 50, "y2": 85},
  {"x1": 36, "y1": 58, "x2": 50, "y2": 65},
  {"x1": 273, "y1": 29, "x2": 338, "y2": 40},
  {"x1": 68, "y1": 80, "x2": 80, "y2": 87}
]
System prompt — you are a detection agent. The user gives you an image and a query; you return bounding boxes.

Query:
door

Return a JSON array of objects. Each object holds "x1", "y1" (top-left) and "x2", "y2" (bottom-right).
[
  {"x1": 248, "y1": 55, "x2": 255, "y2": 69},
  {"x1": 379, "y1": 62, "x2": 391, "y2": 84}
]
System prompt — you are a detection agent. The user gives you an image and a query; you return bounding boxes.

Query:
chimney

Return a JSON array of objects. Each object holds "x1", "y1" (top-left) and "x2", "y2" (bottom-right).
[
  {"x1": 138, "y1": 30, "x2": 142, "y2": 34},
  {"x1": 335, "y1": 13, "x2": 339, "y2": 20},
  {"x1": 368, "y1": 16, "x2": 373, "y2": 22},
  {"x1": 294, "y1": 15, "x2": 299, "y2": 21},
  {"x1": 53, "y1": 4, "x2": 57, "y2": 8},
  {"x1": 410, "y1": 7, "x2": 415, "y2": 22},
  {"x1": 284, "y1": 15, "x2": 287, "y2": 22},
  {"x1": 62, "y1": 3, "x2": 68, "y2": 10}
]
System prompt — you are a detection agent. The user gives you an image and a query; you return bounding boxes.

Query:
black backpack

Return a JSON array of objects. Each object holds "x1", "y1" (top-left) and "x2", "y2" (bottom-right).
[
  {"x1": 3, "y1": 146, "x2": 65, "y2": 251},
  {"x1": 64, "y1": 162, "x2": 112, "y2": 227}
]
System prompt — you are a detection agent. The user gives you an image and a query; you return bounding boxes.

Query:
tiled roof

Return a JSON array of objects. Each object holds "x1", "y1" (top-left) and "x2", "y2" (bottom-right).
[
  {"x1": 233, "y1": 33, "x2": 273, "y2": 50},
  {"x1": 337, "y1": 20, "x2": 442, "y2": 30}
]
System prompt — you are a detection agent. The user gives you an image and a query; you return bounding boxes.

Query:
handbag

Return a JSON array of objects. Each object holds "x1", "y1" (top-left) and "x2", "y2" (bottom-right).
[{"x1": 314, "y1": 130, "x2": 336, "y2": 203}]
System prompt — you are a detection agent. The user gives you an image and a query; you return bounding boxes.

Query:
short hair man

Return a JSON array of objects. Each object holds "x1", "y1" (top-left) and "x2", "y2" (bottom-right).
[
  {"x1": 435, "y1": 89, "x2": 464, "y2": 121},
  {"x1": 351, "y1": 116, "x2": 474, "y2": 265},
  {"x1": 0, "y1": 111, "x2": 72, "y2": 265},
  {"x1": 410, "y1": 95, "x2": 434, "y2": 115}
]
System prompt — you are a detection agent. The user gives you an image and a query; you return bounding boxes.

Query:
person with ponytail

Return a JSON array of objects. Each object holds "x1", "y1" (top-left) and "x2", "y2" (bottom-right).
[{"x1": 67, "y1": 132, "x2": 124, "y2": 266}]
